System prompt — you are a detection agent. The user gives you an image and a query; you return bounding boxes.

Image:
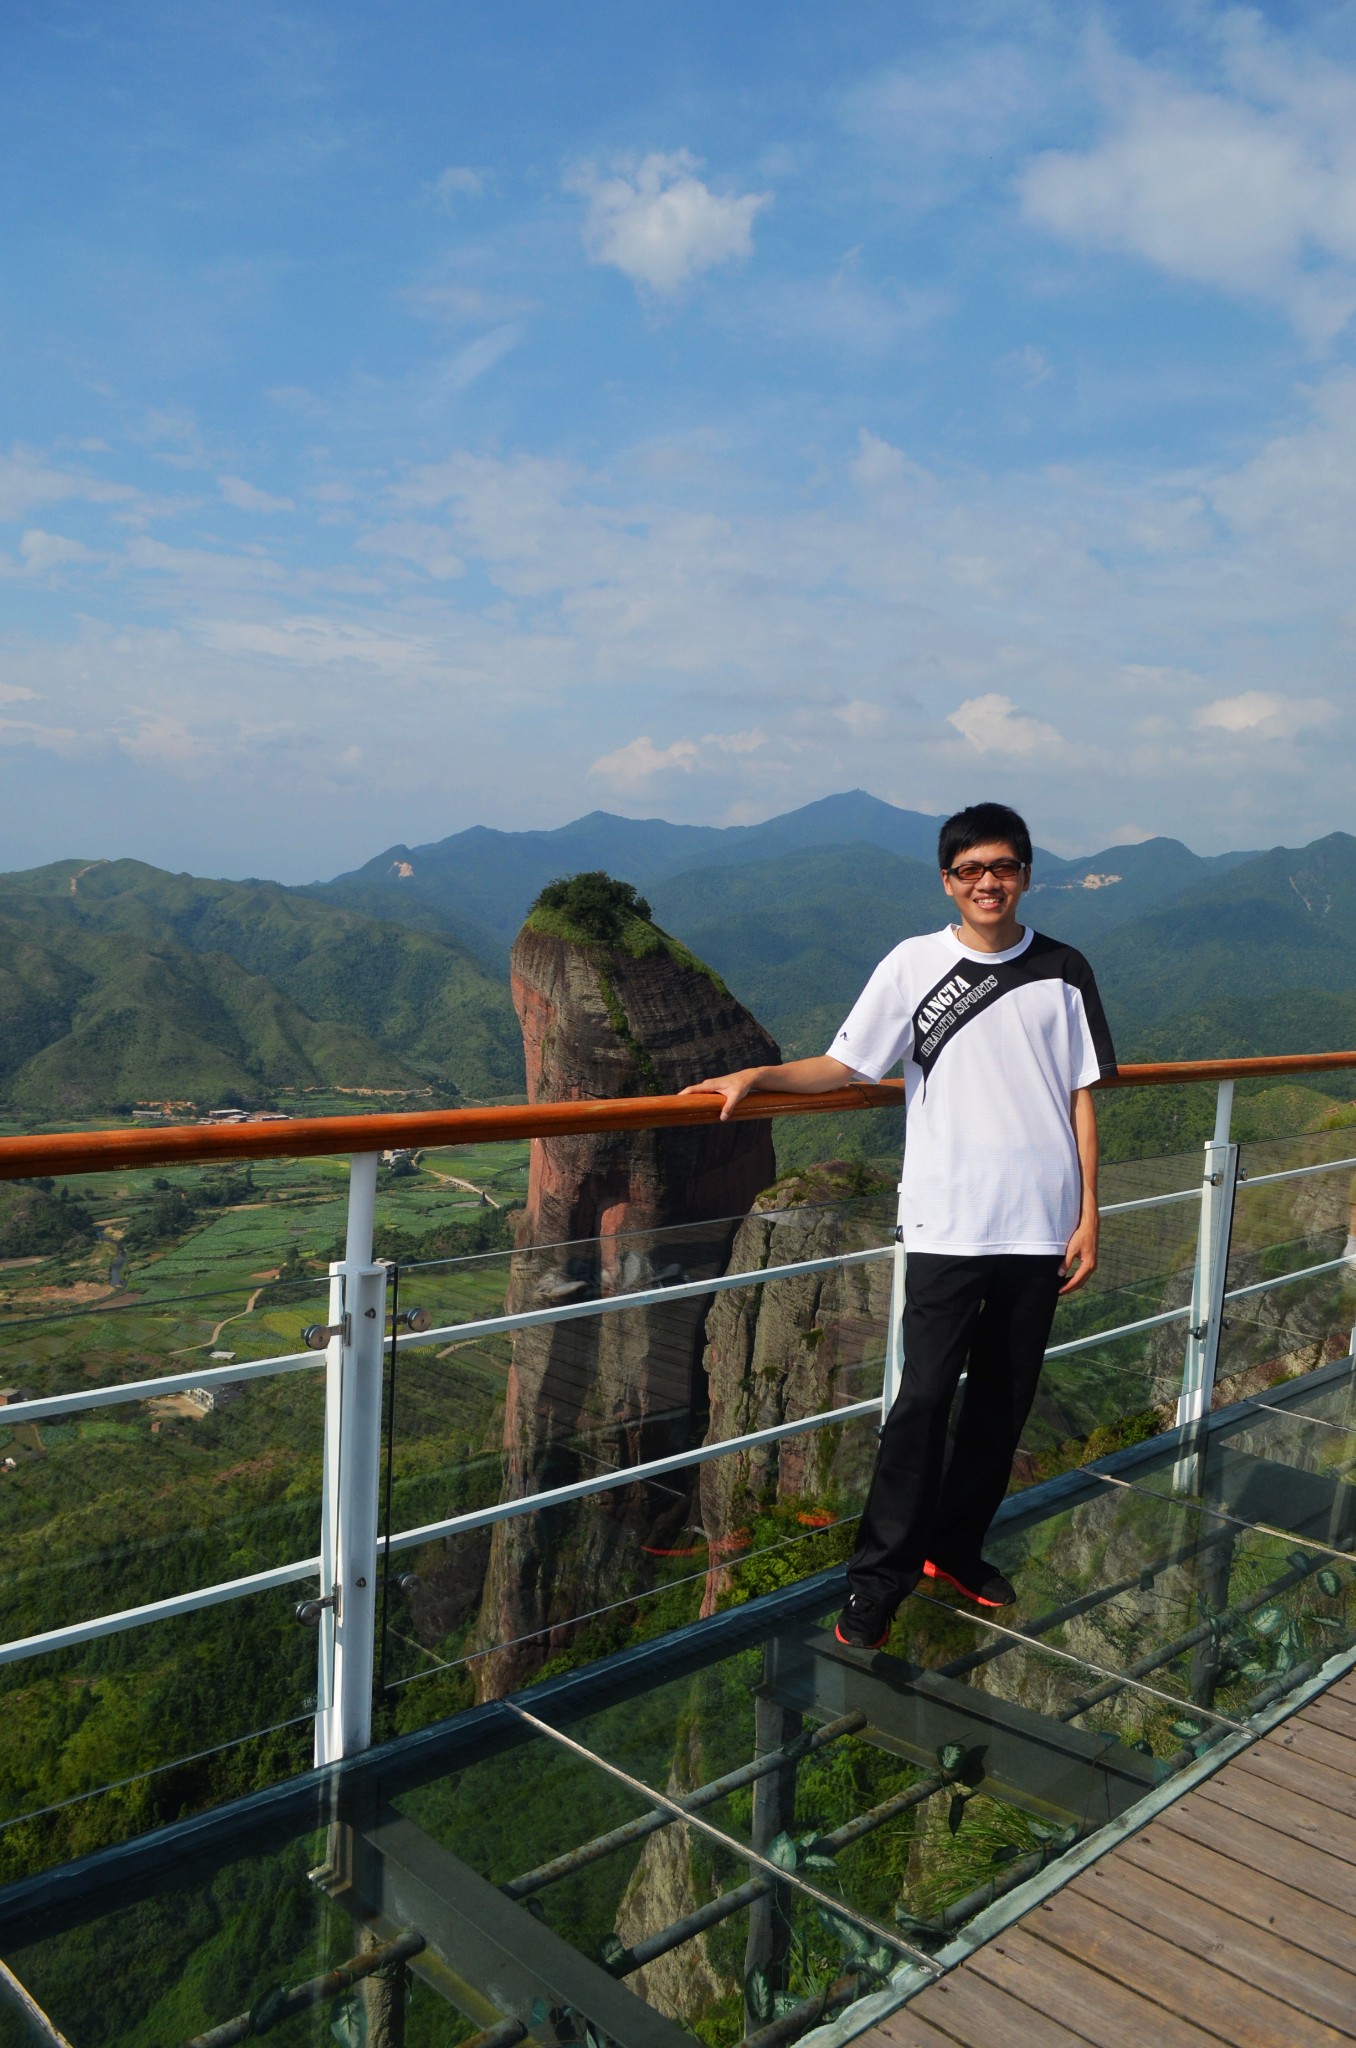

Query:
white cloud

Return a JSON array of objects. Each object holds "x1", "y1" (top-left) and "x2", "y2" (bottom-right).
[
  {"x1": 589, "y1": 729, "x2": 766, "y2": 789},
  {"x1": 1020, "y1": 48, "x2": 1356, "y2": 340},
  {"x1": 948, "y1": 693, "x2": 1076, "y2": 760},
  {"x1": 200, "y1": 615, "x2": 440, "y2": 670},
  {"x1": 1193, "y1": 691, "x2": 1335, "y2": 738},
  {"x1": 435, "y1": 324, "x2": 525, "y2": 391},
  {"x1": 0, "y1": 447, "x2": 136, "y2": 522},
  {"x1": 851, "y1": 430, "x2": 907, "y2": 488},
  {"x1": 843, "y1": 45, "x2": 1044, "y2": 206},
  {"x1": 567, "y1": 150, "x2": 770, "y2": 294},
  {"x1": 14, "y1": 530, "x2": 94, "y2": 574},
  {"x1": 432, "y1": 165, "x2": 486, "y2": 209},
  {"x1": 357, "y1": 521, "x2": 466, "y2": 580},
  {"x1": 219, "y1": 475, "x2": 295, "y2": 514},
  {"x1": 996, "y1": 345, "x2": 1053, "y2": 388},
  {"x1": 834, "y1": 698, "x2": 888, "y2": 736}
]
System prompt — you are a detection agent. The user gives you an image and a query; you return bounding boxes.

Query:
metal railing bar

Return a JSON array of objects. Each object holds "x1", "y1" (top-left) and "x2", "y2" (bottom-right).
[
  {"x1": 1042, "y1": 1303, "x2": 1191, "y2": 1359},
  {"x1": 390, "y1": 1246, "x2": 893, "y2": 1354},
  {"x1": 1098, "y1": 1188, "x2": 1200, "y2": 1215},
  {"x1": 1224, "y1": 1252, "x2": 1354, "y2": 1303},
  {"x1": 1239, "y1": 1154, "x2": 1356, "y2": 1189},
  {"x1": 0, "y1": 1349, "x2": 322, "y2": 1427},
  {"x1": 0, "y1": 1556, "x2": 321, "y2": 1666},
  {"x1": 385, "y1": 1399, "x2": 880, "y2": 1554},
  {"x1": 1242, "y1": 1397, "x2": 1355, "y2": 1436}
]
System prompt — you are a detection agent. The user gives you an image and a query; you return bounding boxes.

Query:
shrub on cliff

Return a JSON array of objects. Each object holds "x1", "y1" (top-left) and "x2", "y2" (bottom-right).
[{"x1": 530, "y1": 871, "x2": 652, "y2": 942}]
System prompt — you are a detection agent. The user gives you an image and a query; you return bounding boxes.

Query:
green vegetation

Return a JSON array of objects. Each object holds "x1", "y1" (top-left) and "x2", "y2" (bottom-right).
[
  {"x1": 0, "y1": 1179, "x2": 96, "y2": 1259},
  {"x1": 0, "y1": 857, "x2": 523, "y2": 1113},
  {"x1": 527, "y1": 868, "x2": 730, "y2": 993}
]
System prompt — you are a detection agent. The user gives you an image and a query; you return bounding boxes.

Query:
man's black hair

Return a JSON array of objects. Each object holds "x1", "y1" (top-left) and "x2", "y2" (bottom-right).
[{"x1": 938, "y1": 802, "x2": 1032, "y2": 871}]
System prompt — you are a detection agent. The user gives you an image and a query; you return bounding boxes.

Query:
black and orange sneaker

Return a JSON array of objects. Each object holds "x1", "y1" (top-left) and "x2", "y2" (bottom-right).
[
  {"x1": 833, "y1": 1593, "x2": 894, "y2": 1649},
  {"x1": 923, "y1": 1558, "x2": 1016, "y2": 1608}
]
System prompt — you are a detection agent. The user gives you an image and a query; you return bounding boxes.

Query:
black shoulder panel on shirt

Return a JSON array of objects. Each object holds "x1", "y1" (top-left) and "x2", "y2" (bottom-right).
[{"x1": 909, "y1": 930, "x2": 1117, "y2": 1083}]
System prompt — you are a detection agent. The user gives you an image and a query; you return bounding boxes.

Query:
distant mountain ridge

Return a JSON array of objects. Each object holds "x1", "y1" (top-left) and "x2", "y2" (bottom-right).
[
  {"x1": 310, "y1": 791, "x2": 1012, "y2": 957},
  {"x1": 312, "y1": 789, "x2": 1258, "y2": 968}
]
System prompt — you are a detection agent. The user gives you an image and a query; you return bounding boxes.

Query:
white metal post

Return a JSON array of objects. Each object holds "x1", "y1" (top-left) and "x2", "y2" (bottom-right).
[
  {"x1": 1174, "y1": 1082, "x2": 1239, "y2": 1482},
  {"x1": 314, "y1": 1152, "x2": 386, "y2": 1766},
  {"x1": 881, "y1": 1184, "x2": 906, "y2": 1422}
]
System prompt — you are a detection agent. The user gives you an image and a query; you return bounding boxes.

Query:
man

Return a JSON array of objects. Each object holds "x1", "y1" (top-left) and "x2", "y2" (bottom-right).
[{"x1": 681, "y1": 800, "x2": 1116, "y2": 1648}]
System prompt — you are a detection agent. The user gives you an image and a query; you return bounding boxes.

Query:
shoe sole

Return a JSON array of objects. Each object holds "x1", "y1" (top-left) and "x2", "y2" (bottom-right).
[
  {"x1": 922, "y1": 1560, "x2": 1010, "y2": 1608},
  {"x1": 834, "y1": 1620, "x2": 888, "y2": 1650}
]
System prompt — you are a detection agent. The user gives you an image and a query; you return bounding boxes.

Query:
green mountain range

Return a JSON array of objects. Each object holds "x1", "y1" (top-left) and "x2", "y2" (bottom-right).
[
  {"x1": 0, "y1": 861, "x2": 520, "y2": 1115},
  {"x1": 0, "y1": 797, "x2": 1352, "y2": 1122},
  {"x1": 642, "y1": 831, "x2": 1347, "y2": 1063}
]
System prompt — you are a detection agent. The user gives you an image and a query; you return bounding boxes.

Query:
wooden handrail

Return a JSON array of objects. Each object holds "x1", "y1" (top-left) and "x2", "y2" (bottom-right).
[{"x1": 0, "y1": 1052, "x2": 1352, "y2": 1181}]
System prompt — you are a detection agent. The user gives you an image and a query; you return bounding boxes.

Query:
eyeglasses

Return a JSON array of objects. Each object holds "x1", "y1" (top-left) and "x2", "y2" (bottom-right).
[{"x1": 943, "y1": 859, "x2": 1027, "y2": 883}]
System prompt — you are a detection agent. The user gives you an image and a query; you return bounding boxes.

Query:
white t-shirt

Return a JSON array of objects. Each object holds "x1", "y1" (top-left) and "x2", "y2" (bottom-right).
[{"x1": 828, "y1": 925, "x2": 1117, "y2": 1256}]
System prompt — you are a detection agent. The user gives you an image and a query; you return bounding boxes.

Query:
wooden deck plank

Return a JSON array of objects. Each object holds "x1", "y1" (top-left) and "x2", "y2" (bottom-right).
[
  {"x1": 859, "y1": 1673, "x2": 1356, "y2": 2048},
  {"x1": 1155, "y1": 1790, "x2": 1356, "y2": 1910},
  {"x1": 1271, "y1": 1717, "x2": 1356, "y2": 1782},
  {"x1": 1039, "y1": 1874, "x2": 1353, "y2": 2045},
  {"x1": 890, "y1": 1972, "x2": 1093, "y2": 2048},
  {"x1": 1118, "y1": 1825, "x2": 1356, "y2": 1969},
  {"x1": 1074, "y1": 1857, "x2": 1356, "y2": 2037},
  {"x1": 1194, "y1": 1764, "x2": 1356, "y2": 1863},
  {"x1": 1300, "y1": 1693, "x2": 1356, "y2": 1738},
  {"x1": 1236, "y1": 1738, "x2": 1356, "y2": 1819},
  {"x1": 869, "y1": 2007, "x2": 965, "y2": 2048},
  {"x1": 967, "y1": 1926, "x2": 1228, "y2": 2048}
]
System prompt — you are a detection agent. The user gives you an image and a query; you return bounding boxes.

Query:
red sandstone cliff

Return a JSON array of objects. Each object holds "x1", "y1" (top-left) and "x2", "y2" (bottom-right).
[{"x1": 474, "y1": 911, "x2": 779, "y2": 1691}]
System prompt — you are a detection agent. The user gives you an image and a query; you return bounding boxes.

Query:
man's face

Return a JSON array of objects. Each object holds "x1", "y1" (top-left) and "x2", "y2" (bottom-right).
[{"x1": 940, "y1": 839, "x2": 1030, "y2": 933}]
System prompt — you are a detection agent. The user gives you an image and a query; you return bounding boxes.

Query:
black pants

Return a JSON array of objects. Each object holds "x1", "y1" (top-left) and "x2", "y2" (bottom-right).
[{"x1": 847, "y1": 1253, "x2": 1064, "y2": 1609}]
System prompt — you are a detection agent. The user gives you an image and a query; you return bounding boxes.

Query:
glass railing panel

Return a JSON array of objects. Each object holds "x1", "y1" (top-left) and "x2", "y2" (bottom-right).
[
  {"x1": 523, "y1": 1599, "x2": 1229, "y2": 1986},
  {"x1": 1097, "y1": 1147, "x2": 1208, "y2": 1210},
  {"x1": 0, "y1": 1266, "x2": 331, "y2": 1410},
  {"x1": 1168, "y1": 1388, "x2": 1356, "y2": 1560},
  {"x1": 0, "y1": 1358, "x2": 327, "y2": 1643},
  {"x1": 971, "y1": 1470, "x2": 1355, "y2": 1718},
  {"x1": 0, "y1": 1580, "x2": 326, "y2": 1886},
  {"x1": 379, "y1": 1409, "x2": 881, "y2": 1727},
  {"x1": 1046, "y1": 1191, "x2": 1197, "y2": 1355},
  {"x1": 2, "y1": 1820, "x2": 353, "y2": 2048},
  {"x1": 1019, "y1": 1324, "x2": 1183, "y2": 1485},
  {"x1": 1215, "y1": 1147, "x2": 1356, "y2": 1393}
]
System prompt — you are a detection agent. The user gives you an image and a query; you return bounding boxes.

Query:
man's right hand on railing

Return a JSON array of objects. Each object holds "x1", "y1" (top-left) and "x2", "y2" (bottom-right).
[{"x1": 680, "y1": 1055, "x2": 857, "y2": 1121}]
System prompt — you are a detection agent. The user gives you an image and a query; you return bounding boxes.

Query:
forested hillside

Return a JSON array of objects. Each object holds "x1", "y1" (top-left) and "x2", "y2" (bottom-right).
[{"x1": 0, "y1": 860, "x2": 522, "y2": 1114}]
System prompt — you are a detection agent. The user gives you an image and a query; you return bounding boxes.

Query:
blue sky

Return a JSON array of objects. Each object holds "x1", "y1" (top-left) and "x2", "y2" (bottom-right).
[{"x1": 3, "y1": 1, "x2": 1356, "y2": 880}]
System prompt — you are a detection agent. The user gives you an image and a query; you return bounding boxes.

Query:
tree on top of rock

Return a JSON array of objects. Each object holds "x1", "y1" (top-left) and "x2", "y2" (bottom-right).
[{"x1": 529, "y1": 871, "x2": 652, "y2": 943}]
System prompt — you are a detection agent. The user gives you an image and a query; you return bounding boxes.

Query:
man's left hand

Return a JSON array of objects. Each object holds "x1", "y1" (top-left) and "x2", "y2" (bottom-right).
[{"x1": 1059, "y1": 1218, "x2": 1098, "y2": 1295}]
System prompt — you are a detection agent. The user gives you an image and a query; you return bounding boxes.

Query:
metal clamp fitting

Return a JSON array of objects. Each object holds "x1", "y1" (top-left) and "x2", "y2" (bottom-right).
[
  {"x1": 295, "y1": 1591, "x2": 338, "y2": 1626},
  {"x1": 301, "y1": 1317, "x2": 350, "y2": 1350},
  {"x1": 393, "y1": 1307, "x2": 431, "y2": 1333}
]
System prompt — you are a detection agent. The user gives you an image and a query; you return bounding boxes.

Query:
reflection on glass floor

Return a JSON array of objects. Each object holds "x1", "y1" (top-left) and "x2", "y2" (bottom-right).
[{"x1": 3, "y1": 1359, "x2": 1354, "y2": 2048}]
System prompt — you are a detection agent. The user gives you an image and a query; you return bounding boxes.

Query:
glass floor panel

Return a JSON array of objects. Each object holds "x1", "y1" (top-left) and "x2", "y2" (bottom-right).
[{"x1": 4, "y1": 1369, "x2": 1355, "y2": 2048}]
